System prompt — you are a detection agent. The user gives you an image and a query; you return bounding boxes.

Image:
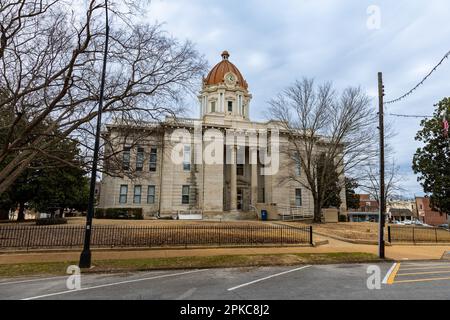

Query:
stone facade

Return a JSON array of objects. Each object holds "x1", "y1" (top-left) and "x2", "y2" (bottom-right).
[{"x1": 98, "y1": 51, "x2": 347, "y2": 220}]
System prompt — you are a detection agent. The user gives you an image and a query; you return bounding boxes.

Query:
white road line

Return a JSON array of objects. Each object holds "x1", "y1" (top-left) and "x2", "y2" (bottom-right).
[
  {"x1": 382, "y1": 263, "x2": 398, "y2": 284},
  {"x1": 21, "y1": 269, "x2": 208, "y2": 300},
  {"x1": 0, "y1": 276, "x2": 68, "y2": 286},
  {"x1": 0, "y1": 270, "x2": 167, "y2": 287},
  {"x1": 228, "y1": 265, "x2": 311, "y2": 291},
  {"x1": 401, "y1": 263, "x2": 450, "y2": 267}
]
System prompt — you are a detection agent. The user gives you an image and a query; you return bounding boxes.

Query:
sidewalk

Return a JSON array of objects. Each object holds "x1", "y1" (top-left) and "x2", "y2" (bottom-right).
[{"x1": 0, "y1": 235, "x2": 449, "y2": 265}]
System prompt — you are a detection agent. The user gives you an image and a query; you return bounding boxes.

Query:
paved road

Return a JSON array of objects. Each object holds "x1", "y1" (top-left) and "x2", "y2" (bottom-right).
[{"x1": 1, "y1": 262, "x2": 450, "y2": 300}]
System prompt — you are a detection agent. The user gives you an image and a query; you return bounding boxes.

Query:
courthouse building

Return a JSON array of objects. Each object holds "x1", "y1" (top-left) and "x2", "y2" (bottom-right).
[{"x1": 98, "y1": 51, "x2": 346, "y2": 220}]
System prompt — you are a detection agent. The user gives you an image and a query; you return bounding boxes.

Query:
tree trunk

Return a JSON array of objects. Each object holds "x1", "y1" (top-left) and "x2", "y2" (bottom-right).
[
  {"x1": 17, "y1": 202, "x2": 25, "y2": 222},
  {"x1": 0, "y1": 208, "x2": 9, "y2": 220},
  {"x1": 313, "y1": 198, "x2": 322, "y2": 223}
]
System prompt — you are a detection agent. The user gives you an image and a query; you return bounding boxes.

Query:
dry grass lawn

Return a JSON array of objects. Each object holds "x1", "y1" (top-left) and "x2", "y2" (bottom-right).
[
  {"x1": 283, "y1": 222, "x2": 384, "y2": 241},
  {"x1": 283, "y1": 222, "x2": 450, "y2": 243},
  {"x1": 314, "y1": 222, "x2": 383, "y2": 241},
  {"x1": 64, "y1": 217, "x2": 265, "y2": 227},
  {"x1": 0, "y1": 218, "x2": 311, "y2": 249}
]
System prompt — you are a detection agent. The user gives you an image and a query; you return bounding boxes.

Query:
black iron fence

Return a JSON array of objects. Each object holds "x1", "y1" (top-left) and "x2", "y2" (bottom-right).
[
  {"x1": 388, "y1": 226, "x2": 450, "y2": 243},
  {"x1": 0, "y1": 224, "x2": 313, "y2": 250}
]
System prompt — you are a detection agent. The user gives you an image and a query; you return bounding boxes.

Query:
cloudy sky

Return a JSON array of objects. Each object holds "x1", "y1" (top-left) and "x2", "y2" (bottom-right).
[{"x1": 144, "y1": 0, "x2": 450, "y2": 197}]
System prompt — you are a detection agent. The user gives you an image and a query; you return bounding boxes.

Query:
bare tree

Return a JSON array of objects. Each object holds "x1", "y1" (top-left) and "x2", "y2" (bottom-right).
[
  {"x1": 358, "y1": 159, "x2": 404, "y2": 203},
  {"x1": 0, "y1": 0, "x2": 208, "y2": 194},
  {"x1": 268, "y1": 78, "x2": 377, "y2": 222}
]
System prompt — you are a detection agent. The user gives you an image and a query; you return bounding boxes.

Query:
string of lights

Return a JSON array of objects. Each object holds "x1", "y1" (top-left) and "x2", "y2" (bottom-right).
[{"x1": 384, "y1": 49, "x2": 450, "y2": 105}]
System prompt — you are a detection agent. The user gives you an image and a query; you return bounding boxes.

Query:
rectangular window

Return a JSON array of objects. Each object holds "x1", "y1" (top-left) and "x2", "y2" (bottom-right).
[
  {"x1": 119, "y1": 185, "x2": 128, "y2": 204},
  {"x1": 237, "y1": 164, "x2": 244, "y2": 176},
  {"x1": 295, "y1": 188, "x2": 302, "y2": 207},
  {"x1": 149, "y1": 148, "x2": 157, "y2": 172},
  {"x1": 182, "y1": 185, "x2": 190, "y2": 205},
  {"x1": 228, "y1": 101, "x2": 233, "y2": 112},
  {"x1": 134, "y1": 185, "x2": 142, "y2": 204},
  {"x1": 122, "y1": 147, "x2": 131, "y2": 170},
  {"x1": 183, "y1": 145, "x2": 191, "y2": 171},
  {"x1": 147, "y1": 185, "x2": 155, "y2": 204},
  {"x1": 211, "y1": 101, "x2": 216, "y2": 113},
  {"x1": 136, "y1": 147, "x2": 144, "y2": 172}
]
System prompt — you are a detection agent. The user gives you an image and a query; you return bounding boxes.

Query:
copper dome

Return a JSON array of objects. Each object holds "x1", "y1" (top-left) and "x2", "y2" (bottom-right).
[{"x1": 204, "y1": 51, "x2": 248, "y2": 89}]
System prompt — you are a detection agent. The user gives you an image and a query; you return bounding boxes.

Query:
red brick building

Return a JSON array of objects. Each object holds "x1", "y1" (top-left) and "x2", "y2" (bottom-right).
[
  {"x1": 347, "y1": 194, "x2": 379, "y2": 222},
  {"x1": 415, "y1": 197, "x2": 449, "y2": 226},
  {"x1": 357, "y1": 194, "x2": 379, "y2": 212}
]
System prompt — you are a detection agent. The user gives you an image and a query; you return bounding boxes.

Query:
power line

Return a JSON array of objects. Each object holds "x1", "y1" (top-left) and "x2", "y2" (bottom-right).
[
  {"x1": 384, "y1": 49, "x2": 450, "y2": 105},
  {"x1": 387, "y1": 113, "x2": 432, "y2": 118}
]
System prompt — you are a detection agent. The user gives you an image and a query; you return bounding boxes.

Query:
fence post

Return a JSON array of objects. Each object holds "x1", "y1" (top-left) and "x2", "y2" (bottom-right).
[
  {"x1": 26, "y1": 227, "x2": 32, "y2": 252},
  {"x1": 412, "y1": 227, "x2": 415, "y2": 244},
  {"x1": 388, "y1": 226, "x2": 391, "y2": 243},
  {"x1": 309, "y1": 226, "x2": 313, "y2": 245},
  {"x1": 435, "y1": 228, "x2": 438, "y2": 243}
]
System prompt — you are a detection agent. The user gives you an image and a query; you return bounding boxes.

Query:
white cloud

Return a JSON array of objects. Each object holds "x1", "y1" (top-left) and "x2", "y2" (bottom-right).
[{"x1": 143, "y1": 0, "x2": 450, "y2": 196}]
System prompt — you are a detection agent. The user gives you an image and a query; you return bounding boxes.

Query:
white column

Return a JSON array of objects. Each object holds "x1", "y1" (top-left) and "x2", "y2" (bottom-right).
[
  {"x1": 236, "y1": 94, "x2": 240, "y2": 116},
  {"x1": 230, "y1": 145, "x2": 237, "y2": 211},
  {"x1": 251, "y1": 147, "x2": 258, "y2": 206}
]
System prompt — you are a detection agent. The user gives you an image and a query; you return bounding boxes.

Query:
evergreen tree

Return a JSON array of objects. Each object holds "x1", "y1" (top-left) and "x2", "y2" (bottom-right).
[
  {"x1": 413, "y1": 97, "x2": 450, "y2": 215},
  {"x1": 345, "y1": 177, "x2": 360, "y2": 210}
]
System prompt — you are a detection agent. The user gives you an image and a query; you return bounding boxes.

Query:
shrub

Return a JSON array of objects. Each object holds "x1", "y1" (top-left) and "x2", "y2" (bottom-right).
[
  {"x1": 95, "y1": 208, "x2": 144, "y2": 220},
  {"x1": 36, "y1": 217, "x2": 68, "y2": 226},
  {"x1": 339, "y1": 215, "x2": 348, "y2": 222}
]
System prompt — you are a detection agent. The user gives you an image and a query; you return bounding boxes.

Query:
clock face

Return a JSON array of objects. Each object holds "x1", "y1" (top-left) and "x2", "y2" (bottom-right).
[{"x1": 225, "y1": 73, "x2": 236, "y2": 85}]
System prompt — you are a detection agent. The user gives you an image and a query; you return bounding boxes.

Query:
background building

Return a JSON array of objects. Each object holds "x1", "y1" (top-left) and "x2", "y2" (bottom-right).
[{"x1": 415, "y1": 196, "x2": 449, "y2": 226}]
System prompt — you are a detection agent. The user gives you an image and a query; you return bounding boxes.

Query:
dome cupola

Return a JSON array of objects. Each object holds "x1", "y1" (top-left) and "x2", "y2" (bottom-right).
[
  {"x1": 199, "y1": 51, "x2": 252, "y2": 121},
  {"x1": 204, "y1": 51, "x2": 248, "y2": 89}
]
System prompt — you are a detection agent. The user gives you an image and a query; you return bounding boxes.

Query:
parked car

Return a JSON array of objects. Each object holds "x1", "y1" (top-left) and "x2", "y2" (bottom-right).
[{"x1": 438, "y1": 224, "x2": 449, "y2": 230}]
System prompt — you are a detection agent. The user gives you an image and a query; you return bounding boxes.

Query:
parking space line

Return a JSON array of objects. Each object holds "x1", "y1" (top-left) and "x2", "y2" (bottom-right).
[
  {"x1": 0, "y1": 270, "x2": 168, "y2": 287},
  {"x1": 227, "y1": 265, "x2": 311, "y2": 291},
  {"x1": 400, "y1": 262, "x2": 450, "y2": 267},
  {"x1": 383, "y1": 263, "x2": 400, "y2": 285},
  {"x1": 393, "y1": 276, "x2": 450, "y2": 284},
  {"x1": 398, "y1": 265, "x2": 450, "y2": 271},
  {"x1": 397, "y1": 270, "x2": 450, "y2": 277},
  {"x1": 21, "y1": 269, "x2": 208, "y2": 300},
  {"x1": 0, "y1": 276, "x2": 68, "y2": 286}
]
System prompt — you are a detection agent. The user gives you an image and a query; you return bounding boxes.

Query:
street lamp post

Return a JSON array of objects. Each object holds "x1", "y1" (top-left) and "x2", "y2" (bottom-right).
[
  {"x1": 378, "y1": 72, "x2": 386, "y2": 259},
  {"x1": 79, "y1": 0, "x2": 110, "y2": 269}
]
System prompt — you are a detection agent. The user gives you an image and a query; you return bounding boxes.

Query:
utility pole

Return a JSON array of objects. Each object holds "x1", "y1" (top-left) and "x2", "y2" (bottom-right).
[
  {"x1": 79, "y1": 0, "x2": 109, "y2": 269},
  {"x1": 378, "y1": 72, "x2": 386, "y2": 259}
]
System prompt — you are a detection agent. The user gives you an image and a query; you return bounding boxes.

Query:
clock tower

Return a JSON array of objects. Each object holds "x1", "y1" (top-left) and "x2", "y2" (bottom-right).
[{"x1": 199, "y1": 51, "x2": 252, "y2": 121}]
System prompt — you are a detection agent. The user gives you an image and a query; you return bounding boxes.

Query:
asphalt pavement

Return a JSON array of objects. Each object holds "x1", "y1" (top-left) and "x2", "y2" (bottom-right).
[{"x1": 1, "y1": 261, "x2": 450, "y2": 300}]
